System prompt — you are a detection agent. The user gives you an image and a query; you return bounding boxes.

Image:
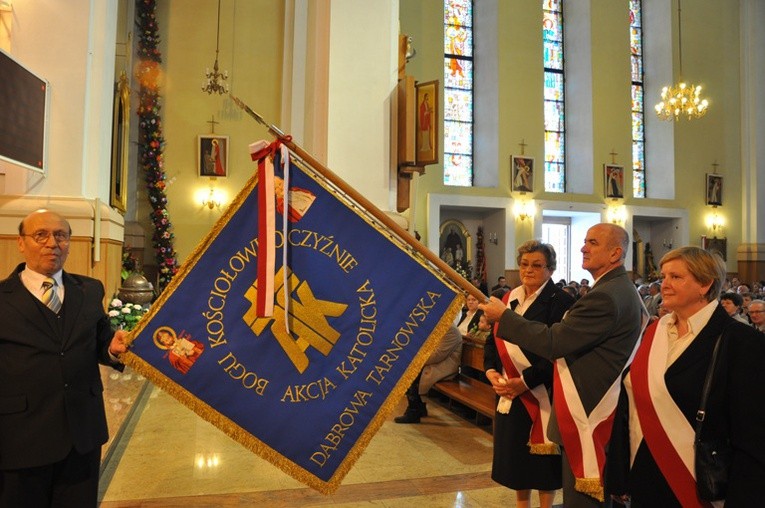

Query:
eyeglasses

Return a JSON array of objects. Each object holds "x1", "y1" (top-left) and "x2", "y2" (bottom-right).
[
  {"x1": 519, "y1": 262, "x2": 548, "y2": 271},
  {"x1": 750, "y1": 310, "x2": 765, "y2": 315},
  {"x1": 21, "y1": 230, "x2": 71, "y2": 245}
]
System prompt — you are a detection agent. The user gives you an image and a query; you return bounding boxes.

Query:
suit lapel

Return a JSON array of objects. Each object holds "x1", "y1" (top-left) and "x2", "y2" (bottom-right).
[
  {"x1": 2, "y1": 267, "x2": 62, "y2": 340},
  {"x1": 60, "y1": 271, "x2": 84, "y2": 348},
  {"x1": 523, "y1": 280, "x2": 556, "y2": 322}
]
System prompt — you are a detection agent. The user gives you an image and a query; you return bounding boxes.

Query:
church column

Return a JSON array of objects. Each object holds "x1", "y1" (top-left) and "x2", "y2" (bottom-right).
[
  {"x1": 282, "y1": 0, "x2": 400, "y2": 215},
  {"x1": 0, "y1": 0, "x2": 124, "y2": 300},
  {"x1": 738, "y1": 0, "x2": 765, "y2": 283}
]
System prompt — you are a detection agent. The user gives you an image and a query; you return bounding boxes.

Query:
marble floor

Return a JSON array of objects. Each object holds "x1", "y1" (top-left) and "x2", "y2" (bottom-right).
[{"x1": 98, "y1": 368, "x2": 563, "y2": 507}]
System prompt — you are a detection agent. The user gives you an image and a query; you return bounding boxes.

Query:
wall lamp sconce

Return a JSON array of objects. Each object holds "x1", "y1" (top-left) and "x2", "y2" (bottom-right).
[
  {"x1": 513, "y1": 200, "x2": 536, "y2": 222},
  {"x1": 662, "y1": 238, "x2": 673, "y2": 250},
  {"x1": 488, "y1": 232, "x2": 499, "y2": 245},
  {"x1": 606, "y1": 205, "x2": 627, "y2": 226},
  {"x1": 707, "y1": 212, "x2": 724, "y2": 234},
  {"x1": 197, "y1": 186, "x2": 226, "y2": 210},
  {"x1": 194, "y1": 452, "x2": 221, "y2": 471}
]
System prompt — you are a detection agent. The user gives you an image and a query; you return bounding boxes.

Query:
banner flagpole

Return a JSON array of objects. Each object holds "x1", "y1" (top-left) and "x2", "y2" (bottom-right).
[{"x1": 229, "y1": 93, "x2": 485, "y2": 303}]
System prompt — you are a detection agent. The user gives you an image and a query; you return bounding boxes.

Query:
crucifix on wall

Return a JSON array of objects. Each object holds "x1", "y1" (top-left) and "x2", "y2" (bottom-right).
[
  {"x1": 604, "y1": 149, "x2": 624, "y2": 199},
  {"x1": 207, "y1": 115, "x2": 219, "y2": 134},
  {"x1": 198, "y1": 116, "x2": 228, "y2": 177}
]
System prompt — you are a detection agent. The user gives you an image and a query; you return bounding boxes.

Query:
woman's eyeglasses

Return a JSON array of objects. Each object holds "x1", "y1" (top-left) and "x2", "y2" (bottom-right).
[{"x1": 519, "y1": 262, "x2": 548, "y2": 271}]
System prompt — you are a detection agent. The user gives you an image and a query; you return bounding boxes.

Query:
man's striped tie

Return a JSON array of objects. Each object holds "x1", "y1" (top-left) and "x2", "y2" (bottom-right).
[{"x1": 41, "y1": 278, "x2": 62, "y2": 314}]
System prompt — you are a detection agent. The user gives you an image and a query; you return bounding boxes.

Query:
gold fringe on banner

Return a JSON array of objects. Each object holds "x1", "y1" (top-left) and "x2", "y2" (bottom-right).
[
  {"x1": 312, "y1": 294, "x2": 463, "y2": 493},
  {"x1": 119, "y1": 144, "x2": 467, "y2": 494},
  {"x1": 121, "y1": 293, "x2": 463, "y2": 495},
  {"x1": 528, "y1": 442, "x2": 560, "y2": 455},
  {"x1": 575, "y1": 477, "x2": 605, "y2": 502}
]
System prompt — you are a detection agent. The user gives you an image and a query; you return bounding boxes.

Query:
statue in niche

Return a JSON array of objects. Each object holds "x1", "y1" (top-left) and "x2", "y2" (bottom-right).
[{"x1": 644, "y1": 242, "x2": 658, "y2": 281}]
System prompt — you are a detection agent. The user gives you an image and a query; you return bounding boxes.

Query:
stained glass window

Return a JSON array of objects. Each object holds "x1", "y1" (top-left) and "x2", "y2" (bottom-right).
[
  {"x1": 543, "y1": 0, "x2": 565, "y2": 193},
  {"x1": 443, "y1": 0, "x2": 473, "y2": 187},
  {"x1": 630, "y1": 0, "x2": 646, "y2": 198}
]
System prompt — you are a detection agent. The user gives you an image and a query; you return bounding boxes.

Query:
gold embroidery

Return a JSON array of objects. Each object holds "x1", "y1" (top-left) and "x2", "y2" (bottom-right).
[{"x1": 243, "y1": 266, "x2": 348, "y2": 373}]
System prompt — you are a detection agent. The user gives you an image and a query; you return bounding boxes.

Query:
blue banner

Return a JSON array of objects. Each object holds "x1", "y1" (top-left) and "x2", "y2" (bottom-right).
[{"x1": 124, "y1": 148, "x2": 462, "y2": 493}]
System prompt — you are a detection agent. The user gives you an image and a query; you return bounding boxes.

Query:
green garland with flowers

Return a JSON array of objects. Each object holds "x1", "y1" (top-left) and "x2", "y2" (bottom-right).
[{"x1": 135, "y1": 0, "x2": 178, "y2": 292}]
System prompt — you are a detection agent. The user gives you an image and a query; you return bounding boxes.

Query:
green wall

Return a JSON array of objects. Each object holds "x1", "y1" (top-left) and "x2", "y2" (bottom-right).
[
  {"x1": 400, "y1": 0, "x2": 742, "y2": 268},
  {"x1": 153, "y1": 0, "x2": 743, "y2": 272},
  {"x1": 154, "y1": 0, "x2": 284, "y2": 261}
]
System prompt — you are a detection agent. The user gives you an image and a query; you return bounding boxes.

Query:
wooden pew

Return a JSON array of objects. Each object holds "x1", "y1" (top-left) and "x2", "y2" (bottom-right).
[{"x1": 432, "y1": 335, "x2": 496, "y2": 423}]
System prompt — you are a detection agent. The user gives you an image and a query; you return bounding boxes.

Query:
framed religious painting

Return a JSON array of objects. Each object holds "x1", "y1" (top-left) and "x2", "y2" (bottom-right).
[
  {"x1": 511, "y1": 155, "x2": 534, "y2": 193},
  {"x1": 702, "y1": 236, "x2": 727, "y2": 261},
  {"x1": 109, "y1": 73, "x2": 130, "y2": 212},
  {"x1": 415, "y1": 80, "x2": 439, "y2": 166},
  {"x1": 706, "y1": 173, "x2": 723, "y2": 206},
  {"x1": 198, "y1": 135, "x2": 229, "y2": 177},
  {"x1": 604, "y1": 164, "x2": 625, "y2": 199}
]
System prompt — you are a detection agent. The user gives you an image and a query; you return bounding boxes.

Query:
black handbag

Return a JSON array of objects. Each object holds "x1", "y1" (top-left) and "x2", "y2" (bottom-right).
[{"x1": 694, "y1": 332, "x2": 732, "y2": 501}]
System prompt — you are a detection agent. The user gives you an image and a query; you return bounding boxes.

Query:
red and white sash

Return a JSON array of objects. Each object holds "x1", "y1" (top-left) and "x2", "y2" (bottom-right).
[
  {"x1": 494, "y1": 288, "x2": 559, "y2": 455},
  {"x1": 628, "y1": 320, "x2": 715, "y2": 507},
  {"x1": 553, "y1": 313, "x2": 646, "y2": 501}
]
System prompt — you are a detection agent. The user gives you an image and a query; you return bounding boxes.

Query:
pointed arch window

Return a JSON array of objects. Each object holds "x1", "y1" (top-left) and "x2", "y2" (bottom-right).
[{"x1": 443, "y1": 0, "x2": 474, "y2": 187}]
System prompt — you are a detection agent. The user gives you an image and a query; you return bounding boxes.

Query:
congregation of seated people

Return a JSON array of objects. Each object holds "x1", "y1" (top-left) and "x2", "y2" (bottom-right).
[
  {"x1": 554, "y1": 278, "x2": 591, "y2": 301},
  {"x1": 466, "y1": 274, "x2": 763, "y2": 333},
  {"x1": 636, "y1": 276, "x2": 765, "y2": 332}
]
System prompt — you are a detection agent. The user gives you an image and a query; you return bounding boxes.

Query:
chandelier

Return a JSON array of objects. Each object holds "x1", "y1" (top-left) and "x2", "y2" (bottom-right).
[
  {"x1": 654, "y1": 0, "x2": 708, "y2": 121},
  {"x1": 202, "y1": 0, "x2": 229, "y2": 95}
]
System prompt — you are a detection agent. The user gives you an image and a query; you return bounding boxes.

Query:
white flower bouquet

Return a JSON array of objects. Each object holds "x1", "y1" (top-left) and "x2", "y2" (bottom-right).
[{"x1": 108, "y1": 298, "x2": 149, "y2": 331}]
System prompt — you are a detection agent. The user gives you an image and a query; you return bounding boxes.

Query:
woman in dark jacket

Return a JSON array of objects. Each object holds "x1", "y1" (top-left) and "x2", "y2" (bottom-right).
[
  {"x1": 484, "y1": 240, "x2": 575, "y2": 508},
  {"x1": 606, "y1": 247, "x2": 765, "y2": 507}
]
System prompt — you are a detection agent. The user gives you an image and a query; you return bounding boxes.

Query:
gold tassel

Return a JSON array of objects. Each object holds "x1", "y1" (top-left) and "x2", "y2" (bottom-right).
[
  {"x1": 528, "y1": 442, "x2": 560, "y2": 455},
  {"x1": 575, "y1": 477, "x2": 604, "y2": 502}
]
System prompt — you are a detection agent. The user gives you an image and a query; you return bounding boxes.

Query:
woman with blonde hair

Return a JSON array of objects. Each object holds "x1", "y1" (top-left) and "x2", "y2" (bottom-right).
[{"x1": 607, "y1": 247, "x2": 765, "y2": 506}]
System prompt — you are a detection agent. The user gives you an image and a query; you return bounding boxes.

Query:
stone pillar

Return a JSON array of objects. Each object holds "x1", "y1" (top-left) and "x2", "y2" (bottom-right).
[
  {"x1": 738, "y1": 0, "x2": 765, "y2": 283},
  {"x1": 282, "y1": 0, "x2": 399, "y2": 213}
]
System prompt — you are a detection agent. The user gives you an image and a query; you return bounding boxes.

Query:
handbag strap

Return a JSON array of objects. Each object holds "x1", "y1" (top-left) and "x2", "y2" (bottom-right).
[{"x1": 695, "y1": 332, "x2": 724, "y2": 439}]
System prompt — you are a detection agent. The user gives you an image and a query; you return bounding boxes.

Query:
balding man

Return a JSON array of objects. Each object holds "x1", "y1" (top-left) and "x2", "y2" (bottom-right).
[
  {"x1": 749, "y1": 299, "x2": 765, "y2": 332},
  {"x1": 0, "y1": 209, "x2": 128, "y2": 507},
  {"x1": 481, "y1": 223, "x2": 647, "y2": 507}
]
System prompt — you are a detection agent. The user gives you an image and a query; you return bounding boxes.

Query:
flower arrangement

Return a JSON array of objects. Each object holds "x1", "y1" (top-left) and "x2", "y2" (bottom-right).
[
  {"x1": 454, "y1": 261, "x2": 472, "y2": 281},
  {"x1": 121, "y1": 246, "x2": 141, "y2": 281},
  {"x1": 108, "y1": 298, "x2": 149, "y2": 331}
]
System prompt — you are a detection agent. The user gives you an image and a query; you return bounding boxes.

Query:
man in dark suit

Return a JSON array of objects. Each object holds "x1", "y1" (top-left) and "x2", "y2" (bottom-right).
[
  {"x1": 491, "y1": 275, "x2": 509, "y2": 294},
  {"x1": 481, "y1": 223, "x2": 647, "y2": 507},
  {"x1": 0, "y1": 209, "x2": 128, "y2": 507},
  {"x1": 644, "y1": 281, "x2": 662, "y2": 318}
]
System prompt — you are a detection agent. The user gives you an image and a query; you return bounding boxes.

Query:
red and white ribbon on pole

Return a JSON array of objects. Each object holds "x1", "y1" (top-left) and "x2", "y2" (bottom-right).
[
  {"x1": 249, "y1": 138, "x2": 292, "y2": 319},
  {"x1": 249, "y1": 140, "x2": 276, "y2": 317}
]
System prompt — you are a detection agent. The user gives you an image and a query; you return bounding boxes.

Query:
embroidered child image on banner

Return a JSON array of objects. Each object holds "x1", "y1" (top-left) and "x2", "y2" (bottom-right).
[{"x1": 123, "y1": 144, "x2": 462, "y2": 494}]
